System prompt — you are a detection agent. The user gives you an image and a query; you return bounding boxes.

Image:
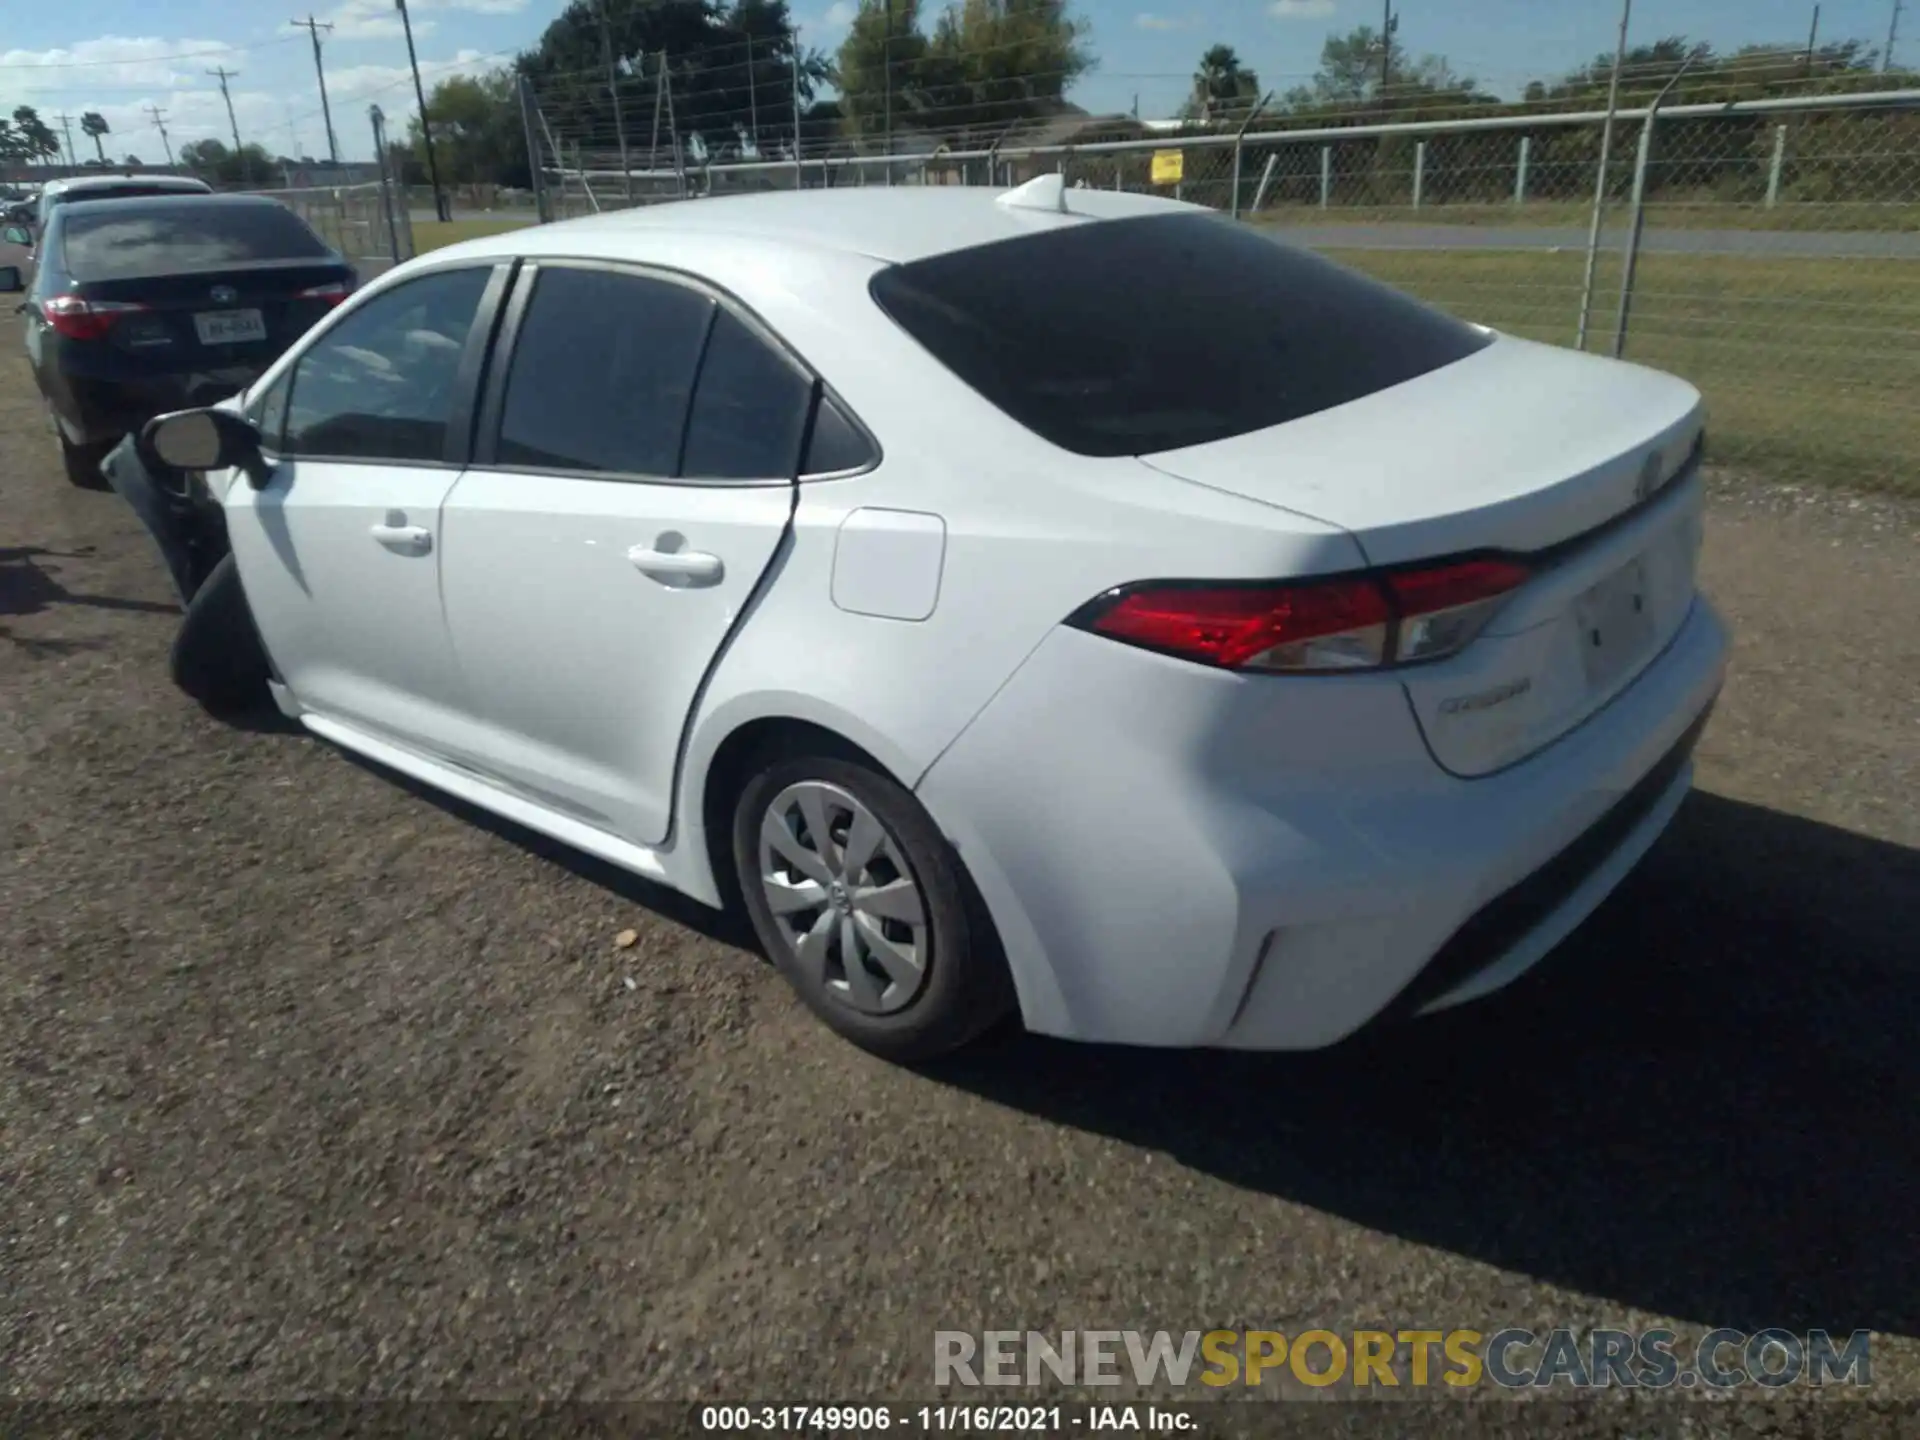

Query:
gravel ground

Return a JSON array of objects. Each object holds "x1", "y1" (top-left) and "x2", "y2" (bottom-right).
[{"x1": 3, "y1": 352, "x2": 1919, "y2": 1420}]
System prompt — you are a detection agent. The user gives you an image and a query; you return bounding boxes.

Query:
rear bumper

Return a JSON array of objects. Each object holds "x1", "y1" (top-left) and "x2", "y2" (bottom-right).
[
  {"x1": 915, "y1": 595, "x2": 1730, "y2": 1050},
  {"x1": 52, "y1": 368, "x2": 262, "y2": 447}
]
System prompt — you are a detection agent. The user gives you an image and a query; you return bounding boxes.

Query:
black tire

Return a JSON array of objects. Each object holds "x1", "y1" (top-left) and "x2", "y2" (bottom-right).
[
  {"x1": 60, "y1": 435, "x2": 111, "y2": 490},
  {"x1": 169, "y1": 552, "x2": 272, "y2": 716},
  {"x1": 732, "y1": 749, "x2": 1015, "y2": 1064}
]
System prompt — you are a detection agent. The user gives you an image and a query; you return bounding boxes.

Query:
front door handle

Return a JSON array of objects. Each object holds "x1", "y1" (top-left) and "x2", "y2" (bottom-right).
[
  {"x1": 371, "y1": 522, "x2": 432, "y2": 555},
  {"x1": 628, "y1": 546, "x2": 723, "y2": 585}
]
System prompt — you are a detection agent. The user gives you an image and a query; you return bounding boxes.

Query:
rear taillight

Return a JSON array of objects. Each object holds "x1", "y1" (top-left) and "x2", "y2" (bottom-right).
[
  {"x1": 43, "y1": 293, "x2": 146, "y2": 341},
  {"x1": 1070, "y1": 556, "x2": 1531, "y2": 674},
  {"x1": 297, "y1": 280, "x2": 353, "y2": 306}
]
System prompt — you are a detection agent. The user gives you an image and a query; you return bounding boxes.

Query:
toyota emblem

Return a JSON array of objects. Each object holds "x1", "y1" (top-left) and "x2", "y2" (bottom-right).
[{"x1": 210, "y1": 285, "x2": 238, "y2": 305}]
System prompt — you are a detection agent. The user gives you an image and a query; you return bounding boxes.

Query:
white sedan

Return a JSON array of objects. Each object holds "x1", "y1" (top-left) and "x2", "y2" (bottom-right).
[{"x1": 125, "y1": 176, "x2": 1728, "y2": 1062}]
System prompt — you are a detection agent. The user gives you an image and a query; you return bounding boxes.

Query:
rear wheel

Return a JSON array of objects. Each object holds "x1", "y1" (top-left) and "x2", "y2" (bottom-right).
[
  {"x1": 169, "y1": 552, "x2": 271, "y2": 716},
  {"x1": 731, "y1": 750, "x2": 1014, "y2": 1063},
  {"x1": 59, "y1": 435, "x2": 111, "y2": 490}
]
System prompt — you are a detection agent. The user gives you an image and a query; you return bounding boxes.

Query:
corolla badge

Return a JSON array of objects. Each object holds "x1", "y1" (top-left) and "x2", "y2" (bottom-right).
[
  {"x1": 209, "y1": 285, "x2": 239, "y2": 304},
  {"x1": 1634, "y1": 449, "x2": 1665, "y2": 504}
]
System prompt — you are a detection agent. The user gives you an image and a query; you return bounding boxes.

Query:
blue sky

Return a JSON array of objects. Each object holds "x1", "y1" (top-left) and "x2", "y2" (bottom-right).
[{"x1": 2, "y1": 0, "x2": 1908, "y2": 162}]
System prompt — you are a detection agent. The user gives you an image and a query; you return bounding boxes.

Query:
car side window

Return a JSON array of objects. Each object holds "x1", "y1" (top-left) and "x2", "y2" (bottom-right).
[
  {"x1": 281, "y1": 266, "x2": 491, "y2": 464},
  {"x1": 1, "y1": 225, "x2": 28, "y2": 246},
  {"x1": 679, "y1": 309, "x2": 815, "y2": 481},
  {"x1": 802, "y1": 393, "x2": 878, "y2": 477},
  {"x1": 249, "y1": 372, "x2": 292, "y2": 452},
  {"x1": 495, "y1": 266, "x2": 714, "y2": 476}
]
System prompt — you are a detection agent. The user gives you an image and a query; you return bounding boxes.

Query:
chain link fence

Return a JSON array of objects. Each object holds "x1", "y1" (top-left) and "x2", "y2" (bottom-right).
[
  {"x1": 245, "y1": 109, "x2": 416, "y2": 281},
  {"x1": 521, "y1": 75, "x2": 1919, "y2": 494}
]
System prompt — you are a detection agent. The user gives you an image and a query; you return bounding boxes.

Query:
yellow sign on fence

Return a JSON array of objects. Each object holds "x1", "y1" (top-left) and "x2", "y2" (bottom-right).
[{"x1": 1150, "y1": 150, "x2": 1185, "y2": 185}]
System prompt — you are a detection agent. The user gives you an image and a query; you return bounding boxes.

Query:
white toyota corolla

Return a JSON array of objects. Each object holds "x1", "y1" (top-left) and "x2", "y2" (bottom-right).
[{"x1": 119, "y1": 177, "x2": 1728, "y2": 1063}]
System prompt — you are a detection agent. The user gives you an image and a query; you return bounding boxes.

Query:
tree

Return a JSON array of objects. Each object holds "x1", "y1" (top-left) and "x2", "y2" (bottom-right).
[
  {"x1": 836, "y1": 0, "x2": 1093, "y2": 146},
  {"x1": 517, "y1": 0, "x2": 832, "y2": 166},
  {"x1": 125, "y1": 154, "x2": 143, "y2": 167},
  {"x1": 80, "y1": 111, "x2": 110, "y2": 163},
  {"x1": 1281, "y1": 24, "x2": 1490, "y2": 112},
  {"x1": 13, "y1": 106, "x2": 61, "y2": 161},
  {"x1": 1182, "y1": 42, "x2": 1260, "y2": 124},
  {"x1": 177, "y1": 137, "x2": 276, "y2": 185},
  {"x1": 407, "y1": 70, "x2": 529, "y2": 186}
]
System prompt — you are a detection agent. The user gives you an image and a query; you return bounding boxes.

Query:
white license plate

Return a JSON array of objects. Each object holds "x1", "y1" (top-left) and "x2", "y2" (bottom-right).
[
  {"x1": 193, "y1": 308, "x2": 266, "y2": 345},
  {"x1": 1574, "y1": 556, "x2": 1656, "y2": 690}
]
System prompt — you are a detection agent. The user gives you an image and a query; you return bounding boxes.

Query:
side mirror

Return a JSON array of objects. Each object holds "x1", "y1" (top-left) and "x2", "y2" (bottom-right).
[
  {"x1": 0, "y1": 267, "x2": 20, "y2": 294},
  {"x1": 141, "y1": 407, "x2": 272, "y2": 489}
]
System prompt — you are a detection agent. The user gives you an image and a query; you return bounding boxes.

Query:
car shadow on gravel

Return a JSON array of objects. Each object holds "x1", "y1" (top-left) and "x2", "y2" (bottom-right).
[
  {"x1": 0, "y1": 543, "x2": 178, "y2": 620},
  {"x1": 928, "y1": 791, "x2": 1920, "y2": 1339}
]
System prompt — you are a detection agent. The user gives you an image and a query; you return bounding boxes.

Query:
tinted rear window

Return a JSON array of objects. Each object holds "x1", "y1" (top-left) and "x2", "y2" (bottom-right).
[
  {"x1": 868, "y1": 212, "x2": 1494, "y2": 458},
  {"x1": 62, "y1": 203, "x2": 331, "y2": 279}
]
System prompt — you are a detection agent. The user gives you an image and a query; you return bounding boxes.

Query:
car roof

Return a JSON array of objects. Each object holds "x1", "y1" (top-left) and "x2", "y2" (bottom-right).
[
  {"x1": 45, "y1": 174, "x2": 213, "y2": 196},
  {"x1": 448, "y1": 183, "x2": 1200, "y2": 267}
]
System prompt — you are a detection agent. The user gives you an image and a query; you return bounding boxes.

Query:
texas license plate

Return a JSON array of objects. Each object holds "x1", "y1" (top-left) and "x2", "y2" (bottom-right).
[
  {"x1": 1574, "y1": 556, "x2": 1656, "y2": 690},
  {"x1": 193, "y1": 308, "x2": 266, "y2": 345}
]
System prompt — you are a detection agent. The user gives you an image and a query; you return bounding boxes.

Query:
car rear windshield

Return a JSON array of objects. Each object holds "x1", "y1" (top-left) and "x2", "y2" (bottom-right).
[
  {"x1": 61, "y1": 202, "x2": 333, "y2": 280},
  {"x1": 867, "y1": 212, "x2": 1496, "y2": 458}
]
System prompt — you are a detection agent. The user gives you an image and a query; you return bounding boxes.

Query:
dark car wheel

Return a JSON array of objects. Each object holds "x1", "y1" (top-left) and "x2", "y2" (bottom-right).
[
  {"x1": 169, "y1": 552, "x2": 272, "y2": 716},
  {"x1": 59, "y1": 435, "x2": 112, "y2": 490},
  {"x1": 732, "y1": 749, "x2": 1015, "y2": 1064}
]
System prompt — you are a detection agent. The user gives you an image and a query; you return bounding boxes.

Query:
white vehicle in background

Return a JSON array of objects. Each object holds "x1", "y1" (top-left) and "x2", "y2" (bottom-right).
[{"x1": 120, "y1": 177, "x2": 1727, "y2": 1063}]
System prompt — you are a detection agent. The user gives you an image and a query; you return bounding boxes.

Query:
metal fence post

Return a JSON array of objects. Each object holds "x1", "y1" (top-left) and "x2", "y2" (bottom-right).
[
  {"x1": 1515, "y1": 135, "x2": 1531, "y2": 204},
  {"x1": 1412, "y1": 140, "x2": 1426, "y2": 209},
  {"x1": 1251, "y1": 152, "x2": 1278, "y2": 213},
  {"x1": 1320, "y1": 145, "x2": 1331, "y2": 208},
  {"x1": 1230, "y1": 137, "x2": 1244, "y2": 219},
  {"x1": 369, "y1": 105, "x2": 402, "y2": 266},
  {"x1": 1613, "y1": 58, "x2": 1694, "y2": 358},
  {"x1": 521, "y1": 75, "x2": 552, "y2": 223},
  {"x1": 1766, "y1": 123, "x2": 1788, "y2": 207}
]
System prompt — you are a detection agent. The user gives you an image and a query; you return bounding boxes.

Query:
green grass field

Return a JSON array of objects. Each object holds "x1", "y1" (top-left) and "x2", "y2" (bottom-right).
[
  {"x1": 412, "y1": 217, "x2": 535, "y2": 252},
  {"x1": 1329, "y1": 248, "x2": 1920, "y2": 496}
]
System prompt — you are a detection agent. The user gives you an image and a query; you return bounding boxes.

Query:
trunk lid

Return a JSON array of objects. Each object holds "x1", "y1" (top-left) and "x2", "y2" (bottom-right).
[
  {"x1": 1141, "y1": 334, "x2": 1708, "y2": 776},
  {"x1": 77, "y1": 260, "x2": 352, "y2": 376}
]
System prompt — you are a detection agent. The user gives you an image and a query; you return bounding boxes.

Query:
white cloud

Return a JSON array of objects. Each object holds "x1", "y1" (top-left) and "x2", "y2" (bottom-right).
[
  {"x1": 322, "y1": 0, "x2": 525, "y2": 39},
  {"x1": 1269, "y1": 0, "x2": 1337, "y2": 17},
  {"x1": 1134, "y1": 13, "x2": 1193, "y2": 30},
  {"x1": 0, "y1": 36, "x2": 252, "y2": 96},
  {"x1": 824, "y1": 2, "x2": 858, "y2": 25}
]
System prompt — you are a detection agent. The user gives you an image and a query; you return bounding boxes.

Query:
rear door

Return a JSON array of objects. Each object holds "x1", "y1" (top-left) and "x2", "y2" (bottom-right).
[
  {"x1": 223, "y1": 261, "x2": 509, "y2": 752},
  {"x1": 435, "y1": 261, "x2": 805, "y2": 845}
]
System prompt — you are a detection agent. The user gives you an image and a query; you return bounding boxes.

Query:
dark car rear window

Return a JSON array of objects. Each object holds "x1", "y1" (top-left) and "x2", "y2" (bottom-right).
[
  {"x1": 62, "y1": 202, "x2": 332, "y2": 280},
  {"x1": 868, "y1": 211, "x2": 1495, "y2": 458},
  {"x1": 55, "y1": 184, "x2": 206, "y2": 207}
]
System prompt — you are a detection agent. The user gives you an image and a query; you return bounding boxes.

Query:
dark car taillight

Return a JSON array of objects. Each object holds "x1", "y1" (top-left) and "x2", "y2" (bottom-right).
[
  {"x1": 1067, "y1": 557, "x2": 1532, "y2": 674},
  {"x1": 44, "y1": 292, "x2": 148, "y2": 341},
  {"x1": 297, "y1": 279, "x2": 353, "y2": 307}
]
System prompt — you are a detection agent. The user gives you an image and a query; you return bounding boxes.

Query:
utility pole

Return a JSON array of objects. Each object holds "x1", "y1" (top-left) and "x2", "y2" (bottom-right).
[
  {"x1": 1886, "y1": 0, "x2": 1905, "y2": 72},
  {"x1": 54, "y1": 112, "x2": 78, "y2": 170},
  {"x1": 145, "y1": 105, "x2": 175, "y2": 166},
  {"x1": 207, "y1": 66, "x2": 251, "y2": 183},
  {"x1": 395, "y1": 0, "x2": 449, "y2": 221},
  {"x1": 596, "y1": 0, "x2": 633, "y2": 204},
  {"x1": 291, "y1": 16, "x2": 340, "y2": 163},
  {"x1": 1807, "y1": 4, "x2": 1822, "y2": 73}
]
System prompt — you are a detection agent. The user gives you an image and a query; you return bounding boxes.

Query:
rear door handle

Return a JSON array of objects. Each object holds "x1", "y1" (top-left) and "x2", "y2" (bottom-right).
[
  {"x1": 371, "y1": 522, "x2": 432, "y2": 554},
  {"x1": 628, "y1": 546, "x2": 723, "y2": 585}
]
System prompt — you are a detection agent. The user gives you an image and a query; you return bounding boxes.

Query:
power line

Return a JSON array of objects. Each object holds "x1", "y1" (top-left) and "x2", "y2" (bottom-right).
[
  {"x1": 291, "y1": 16, "x2": 340, "y2": 164},
  {"x1": 145, "y1": 104, "x2": 175, "y2": 166},
  {"x1": 0, "y1": 37, "x2": 300, "y2": 70},
  {"x1": 206, "y1": 66, "x2": 251, "y2": 183}
]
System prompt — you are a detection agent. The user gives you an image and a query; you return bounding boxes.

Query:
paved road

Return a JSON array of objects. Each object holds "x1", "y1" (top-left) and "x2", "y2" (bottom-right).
[{"x1": 5, "y1": 344, "x2": 1920, "y2": 1406}]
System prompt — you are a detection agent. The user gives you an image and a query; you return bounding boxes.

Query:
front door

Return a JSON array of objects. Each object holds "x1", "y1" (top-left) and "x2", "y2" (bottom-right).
[
  {"x1": 436, "y1": 263, "x2": 812, "y2": 845},
  {"x1": 223, "y1": 263, "x2": 503, "y2": 753}
]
